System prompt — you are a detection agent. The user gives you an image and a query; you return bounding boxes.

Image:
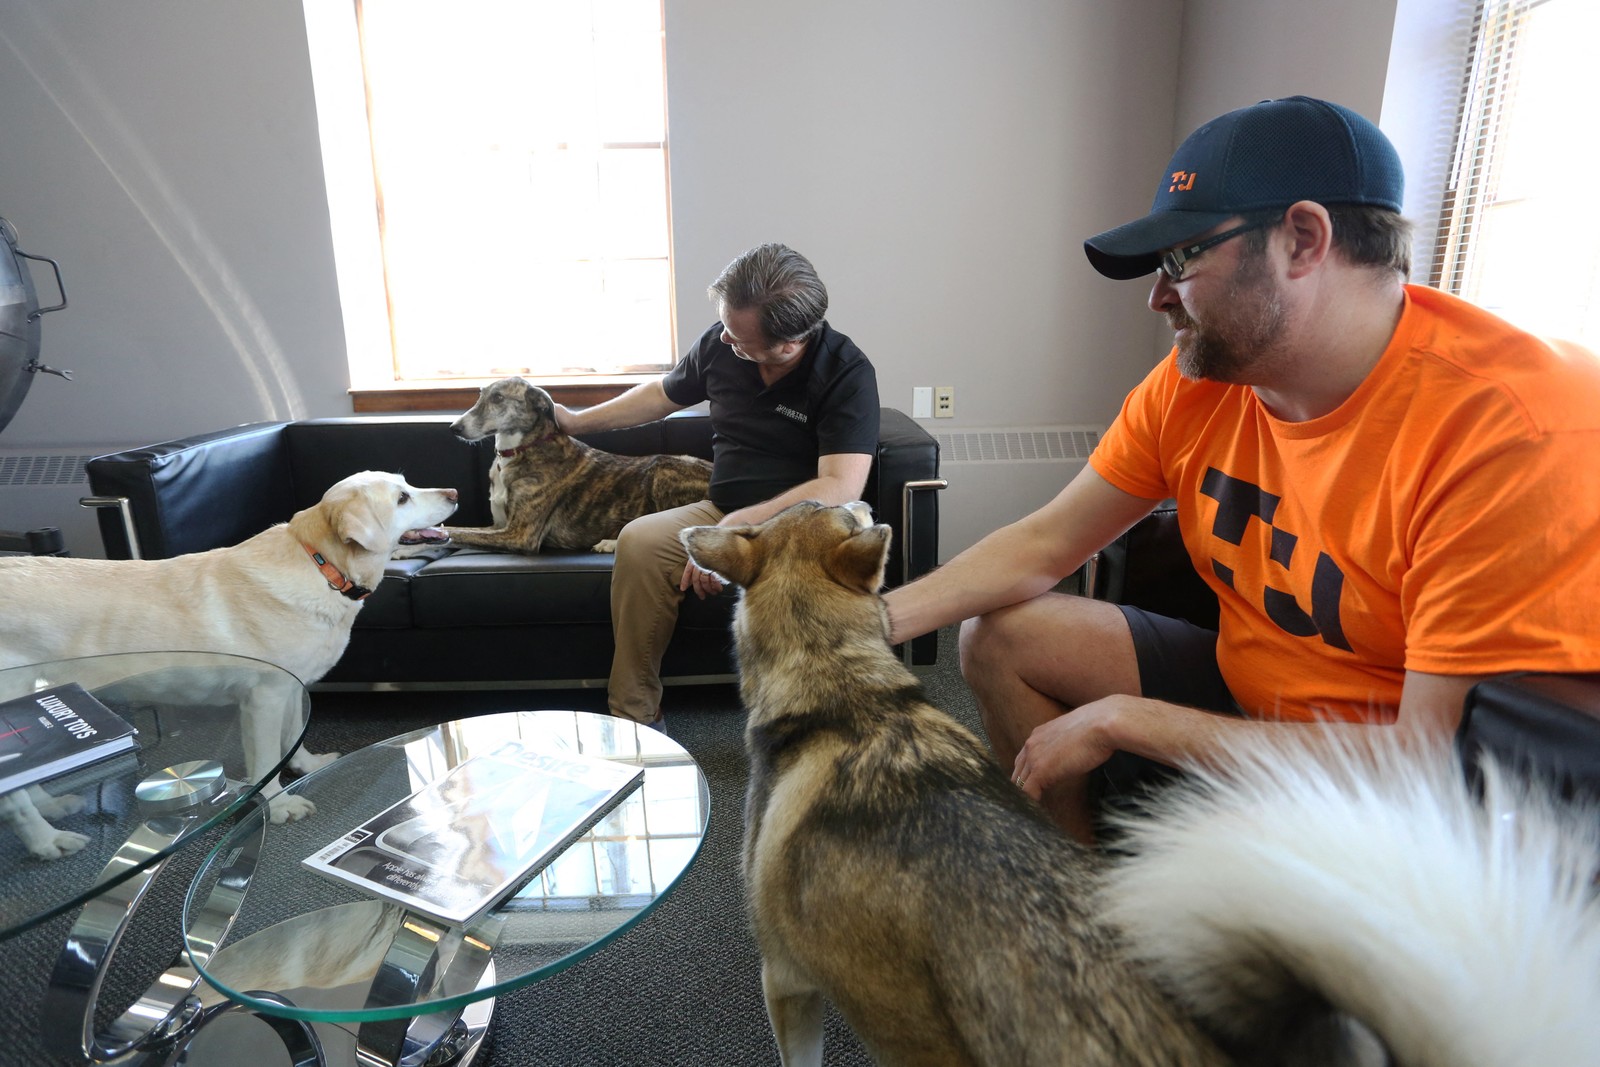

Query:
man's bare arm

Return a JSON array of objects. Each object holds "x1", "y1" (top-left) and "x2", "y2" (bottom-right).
[
  {"x1": 1014, "y1": 669, "x2": 1480, "y2": 842},
  {"x1": 884, "y1": 466, "x2": 1160, "y2": 645},
  {"x1": 554, "y1": 380, "x2": 684, "y2": 435},
  {"x1": 1017, "y1": 669, "x2": 1480, "y2": 799}
]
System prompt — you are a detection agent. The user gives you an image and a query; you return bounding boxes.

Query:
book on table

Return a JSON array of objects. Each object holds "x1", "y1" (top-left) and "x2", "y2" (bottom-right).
[
  {"x1": 302, "y1": 739, "x2": 644, "y2": 926},
  {"x1": 0, "y1": 682, "x2": 140, "y2": 795}
]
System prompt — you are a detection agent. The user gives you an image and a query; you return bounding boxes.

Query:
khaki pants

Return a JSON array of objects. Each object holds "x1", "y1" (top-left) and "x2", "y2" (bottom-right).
[{"x1": 607, "y1": 499, "x2": 724, "y2": 722}]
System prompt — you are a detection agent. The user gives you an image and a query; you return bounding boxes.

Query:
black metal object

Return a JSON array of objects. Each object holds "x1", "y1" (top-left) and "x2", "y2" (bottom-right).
[
  {"x1": 0, "y1": 215, "x2": 70, "y2": 435},
  {"x1": 0, "y1": 526, "x2": 65, "y2": 555},
  {"x1": 1, "y1": 214, "x2": 74, "y2": 556}
]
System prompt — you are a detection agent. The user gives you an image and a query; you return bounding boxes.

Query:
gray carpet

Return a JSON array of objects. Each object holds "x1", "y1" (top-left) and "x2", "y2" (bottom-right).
[{"x1": 2, "y1": 627, "x2": 980, "y2": 1066}]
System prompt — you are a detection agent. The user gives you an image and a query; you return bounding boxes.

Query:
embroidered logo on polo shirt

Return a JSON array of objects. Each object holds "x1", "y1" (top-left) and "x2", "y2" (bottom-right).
[{"x1": 775, "y1": 404, "x2": 808, "y2": 424}]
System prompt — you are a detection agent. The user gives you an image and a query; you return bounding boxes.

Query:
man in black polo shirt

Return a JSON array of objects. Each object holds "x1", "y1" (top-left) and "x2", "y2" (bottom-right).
[{"x1": 555, "y1": 243, "x2": 880, "y2": 724}]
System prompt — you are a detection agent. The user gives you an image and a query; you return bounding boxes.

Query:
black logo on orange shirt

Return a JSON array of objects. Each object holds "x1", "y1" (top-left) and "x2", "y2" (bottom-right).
[{"x1": 1198, "y1": 467, "x2": 1351, "y2": 651}]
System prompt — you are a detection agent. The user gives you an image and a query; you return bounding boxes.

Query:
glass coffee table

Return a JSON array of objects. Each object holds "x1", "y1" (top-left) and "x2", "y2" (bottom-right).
[
  {"x1": 179, "y1": 710, "x2": 710, "y2": 1067},
  {"x1": 0, "y1": 651, "x2": 311, "y2": 1064}
]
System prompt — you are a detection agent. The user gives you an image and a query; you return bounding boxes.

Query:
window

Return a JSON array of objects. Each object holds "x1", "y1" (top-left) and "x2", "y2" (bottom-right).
[
  {"x1": 315, "y1": 0, "x2": 674, "y2": 406},
  {"x1": 1430, "y1": 0, "x2": 1600, "y2": 349}
]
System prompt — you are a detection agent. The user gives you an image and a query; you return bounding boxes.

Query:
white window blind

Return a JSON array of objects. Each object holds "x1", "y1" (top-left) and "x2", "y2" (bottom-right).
[
  {"x1": 1430, "y1": 0, "x2": 1600, "y2": 349},
  {"x1": 356, "y1": 0, "x2": 674, "y2": 384}
]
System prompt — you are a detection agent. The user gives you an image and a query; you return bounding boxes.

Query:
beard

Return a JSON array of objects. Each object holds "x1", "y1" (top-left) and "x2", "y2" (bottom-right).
[{"x1": 1171, "y1": 253, "x2": 1288, "y2": 383}]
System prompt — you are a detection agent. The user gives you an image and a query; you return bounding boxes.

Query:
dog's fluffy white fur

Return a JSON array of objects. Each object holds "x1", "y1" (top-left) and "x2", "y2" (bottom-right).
[{"x1": 1105, "y1": 733, "x2": 1600, "y2": 1066}]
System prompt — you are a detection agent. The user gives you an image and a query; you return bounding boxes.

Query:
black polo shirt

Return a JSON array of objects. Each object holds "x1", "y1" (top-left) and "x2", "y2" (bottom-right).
[{"x1": 662, "y1": 321, "x2": 880, "y2": 511}]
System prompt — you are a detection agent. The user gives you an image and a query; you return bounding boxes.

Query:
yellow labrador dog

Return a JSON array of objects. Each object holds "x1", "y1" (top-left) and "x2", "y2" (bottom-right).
[{"x1": 0, "y1": 470, "x2": 457, "y2": 858}]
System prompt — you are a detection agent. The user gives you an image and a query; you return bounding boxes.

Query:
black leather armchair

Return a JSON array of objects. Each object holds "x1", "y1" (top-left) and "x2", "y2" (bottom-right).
[
  {"x1": 84, "y1": 409, "x2": 944, "y2": 688},
  {"x1": 1081, "y1": 500, "x2": 1218, "y2": 628},
  {"x1": 1458, "y1": 672, "x2": 1600, "y2": 804}
]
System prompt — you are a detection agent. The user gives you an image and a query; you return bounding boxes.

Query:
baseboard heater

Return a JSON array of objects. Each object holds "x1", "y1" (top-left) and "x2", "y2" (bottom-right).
[
  {"x1": 0, "y1": 447, "x2": 131, "y2": 558},
  {"x1": 931, "y1": 425, "x2": 1102, "y2": 464},
  {"x1": 926, "y1": 426, "x2": 1104, "y2": 562}
]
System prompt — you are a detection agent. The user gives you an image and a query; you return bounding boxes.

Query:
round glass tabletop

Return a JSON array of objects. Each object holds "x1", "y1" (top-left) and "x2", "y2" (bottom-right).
[
  {"x1": 182, "y1": 710, "x2": 710, "y2": 1027},
  {"x1": 0, "y1": 651, "x2": 311, "y2": 938}
]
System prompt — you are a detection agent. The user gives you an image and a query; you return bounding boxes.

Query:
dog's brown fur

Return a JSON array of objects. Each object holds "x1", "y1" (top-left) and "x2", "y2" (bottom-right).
[
  {"x1": 682, "y1": 501, "x2": 1230, "y2": 1067},
  {"x1": 439, "y1": 377, "x2": 712, "y2": 553}
]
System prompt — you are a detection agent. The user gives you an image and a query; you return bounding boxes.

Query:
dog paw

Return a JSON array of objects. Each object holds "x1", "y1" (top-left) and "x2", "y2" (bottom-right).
[
  {"x1": 29, "y1": 828, "x2": 91, "y2": 860},
  {"x1": 592, "y1": 539, "x2": 619, "y2": 553},
  {"x1": 268, "y1": 793, "x2": 317, "y2": 824},
  {"x1": 390, "y1": 541, "x2": 454, "y2": 561},
  {"x1": 32, "y1": 790, "x2": 86, "y2": 818},
  {"x1": 290, "y1": 749, "x2": 341, "y2": 777}
]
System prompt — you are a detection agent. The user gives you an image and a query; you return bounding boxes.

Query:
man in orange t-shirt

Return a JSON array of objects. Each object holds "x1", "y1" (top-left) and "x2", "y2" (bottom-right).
[{"x1": 882, "y1": 96, "x2": 1600, "y2": 841}]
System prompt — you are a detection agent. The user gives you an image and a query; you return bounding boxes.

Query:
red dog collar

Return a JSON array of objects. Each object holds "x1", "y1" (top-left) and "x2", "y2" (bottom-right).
[{"x1": 497, "y1": 431, "x2": 559, "y2": 458}]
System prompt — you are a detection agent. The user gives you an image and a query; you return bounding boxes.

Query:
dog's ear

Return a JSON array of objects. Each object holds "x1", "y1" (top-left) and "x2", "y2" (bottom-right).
[
  {"x1": 526, "y1": 382, "x2": 555, "y2": 419},
  {"x1": 680, "y1": 526, "x2": 759, "y2": 587},
  {"x1": 328, "y1": 483, "x2": 391, "y2": 553},
  {"x1": 826, "y1": 524, "x2": 891, "y2": 593}
]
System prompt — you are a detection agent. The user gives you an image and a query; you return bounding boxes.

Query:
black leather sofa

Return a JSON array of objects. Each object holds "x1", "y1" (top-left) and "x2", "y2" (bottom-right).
[{"x1": 84, "y1": 409, "x2": 944, "y2": 688}]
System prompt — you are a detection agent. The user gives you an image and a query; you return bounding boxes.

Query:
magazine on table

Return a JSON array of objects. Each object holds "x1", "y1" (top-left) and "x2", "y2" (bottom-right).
[
  {"x1": 0, "y1": 682, "x2": 140, "y2": 795},
  {"x1": 302, "y1": 739, "x2": 644, "y2": 925}
]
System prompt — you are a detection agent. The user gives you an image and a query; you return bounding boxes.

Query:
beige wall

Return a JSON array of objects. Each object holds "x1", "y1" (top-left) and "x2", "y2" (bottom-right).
[
  {"x1": 664, "y1": 0, "x2": 1182, "y2": 433},
  {"x1": 0, "y1": 0, "x2": 1425, "y2": 556}
]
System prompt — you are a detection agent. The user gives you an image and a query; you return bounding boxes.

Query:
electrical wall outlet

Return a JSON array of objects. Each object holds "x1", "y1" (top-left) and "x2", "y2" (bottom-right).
[
  {"x1": 912, "y1": 386, "x2": 933, "y2": 419},
  {"x1": 934, "y1": 385, "x2": 955, "y2": 418}
]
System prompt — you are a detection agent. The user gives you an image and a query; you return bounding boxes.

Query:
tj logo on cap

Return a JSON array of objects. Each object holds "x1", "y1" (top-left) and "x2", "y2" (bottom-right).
[{"x1": 1169, "y1": 171, "x2": 1198, "y2": 192}]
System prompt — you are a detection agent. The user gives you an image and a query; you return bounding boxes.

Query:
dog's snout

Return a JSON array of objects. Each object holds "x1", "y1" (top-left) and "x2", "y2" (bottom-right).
[
  {"x1": 444, "y1": 488, "x2": 459, "y2": 502},
  {"x1": 843, "y1": 501, "x2": 873, "y2": 528}
]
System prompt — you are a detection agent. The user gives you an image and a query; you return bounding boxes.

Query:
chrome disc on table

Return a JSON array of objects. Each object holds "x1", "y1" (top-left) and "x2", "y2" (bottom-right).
[{"x1": 136, "y1": 760, "x2": 228, "y2": 814}]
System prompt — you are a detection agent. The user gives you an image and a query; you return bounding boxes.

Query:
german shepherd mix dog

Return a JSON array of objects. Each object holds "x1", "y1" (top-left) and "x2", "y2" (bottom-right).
[
  {"x1": 682, "y1": 502, "x2": 1600, "y2": 1067},
  {"x1": 431, "y1": 376, "x2": 712, "y2": 554}
]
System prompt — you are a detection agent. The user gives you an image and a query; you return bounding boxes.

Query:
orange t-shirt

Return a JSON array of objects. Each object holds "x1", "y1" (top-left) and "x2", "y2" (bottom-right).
[{"x1": 1090, "y1": 285, "x2": 1600, "y2": 722}]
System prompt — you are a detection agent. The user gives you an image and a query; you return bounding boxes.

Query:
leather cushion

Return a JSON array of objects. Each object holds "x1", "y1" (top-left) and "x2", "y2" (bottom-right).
[
  {"x1": 405, "y1": 548, "x2": 736, "y2": 629},
  {"x1": 1095, "y1": 503, "x2": 1220, "y2": 630},
  {"x1": 1457, "y1": 672, "x2": 1600, "y2": 803}
]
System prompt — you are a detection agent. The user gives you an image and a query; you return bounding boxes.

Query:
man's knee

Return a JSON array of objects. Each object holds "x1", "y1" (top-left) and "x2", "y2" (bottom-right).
[
  {"x1": 958, "y1": 593, "x2": 1140, "y2": 706},
  {"x1": 616, "y1": 502, "x2": 716, "y2": 564},
  {"x1": 958, "y1": 601, "x2": 1036, "y2": 666},
  {"x1": 615, "y1": 511, "x2": 681, "y2": 564},
  {"x1": 960, "y1": 593, "x2": 1114, "y2": 661},
  {"x1": 613, "y1": 514, "x2": 652, "y2": 558}
]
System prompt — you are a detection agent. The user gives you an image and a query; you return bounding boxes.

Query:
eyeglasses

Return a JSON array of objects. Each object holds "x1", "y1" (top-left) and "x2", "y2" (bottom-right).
[{"x1": 1157, "y1": 219, "x2": 1274, "y2": 281}]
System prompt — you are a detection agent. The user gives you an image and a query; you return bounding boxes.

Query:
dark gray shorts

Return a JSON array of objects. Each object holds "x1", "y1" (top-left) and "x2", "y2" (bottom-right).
[
  {"x1": 1091, "y1": 605, "x2": 1241, "y2": 820},
  {"x1": 1117, "y1": 604, "x2": 1236, "y2": 713}
]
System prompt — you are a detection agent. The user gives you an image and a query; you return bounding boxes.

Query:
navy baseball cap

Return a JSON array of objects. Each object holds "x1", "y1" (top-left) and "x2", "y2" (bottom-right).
[{"x1": 1084, "y1": 96, "x2": 1404, "y2": 280}]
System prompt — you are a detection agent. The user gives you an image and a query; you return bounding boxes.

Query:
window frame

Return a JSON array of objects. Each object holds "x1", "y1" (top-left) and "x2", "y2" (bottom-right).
[
  {"x1": 1425, "y1": 0, "x2": 1598, "y2": 347},
  {"x1": 303, "y1": 0, "x2": 675, "y2": 413},
  {"x1": 1426, "y1": 0, "x2": 1528, "y2": 295}
]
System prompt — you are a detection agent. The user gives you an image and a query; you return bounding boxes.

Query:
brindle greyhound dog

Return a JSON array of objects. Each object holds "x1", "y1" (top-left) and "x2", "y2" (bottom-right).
[{"x1": 435, "y1": 376, "x2": 711, "y2": 554}]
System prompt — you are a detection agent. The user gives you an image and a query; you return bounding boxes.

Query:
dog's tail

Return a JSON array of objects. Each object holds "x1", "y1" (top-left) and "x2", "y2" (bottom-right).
[{"x1": 1101, "y1": 733, "x2": 1600, "y2": 1067}]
